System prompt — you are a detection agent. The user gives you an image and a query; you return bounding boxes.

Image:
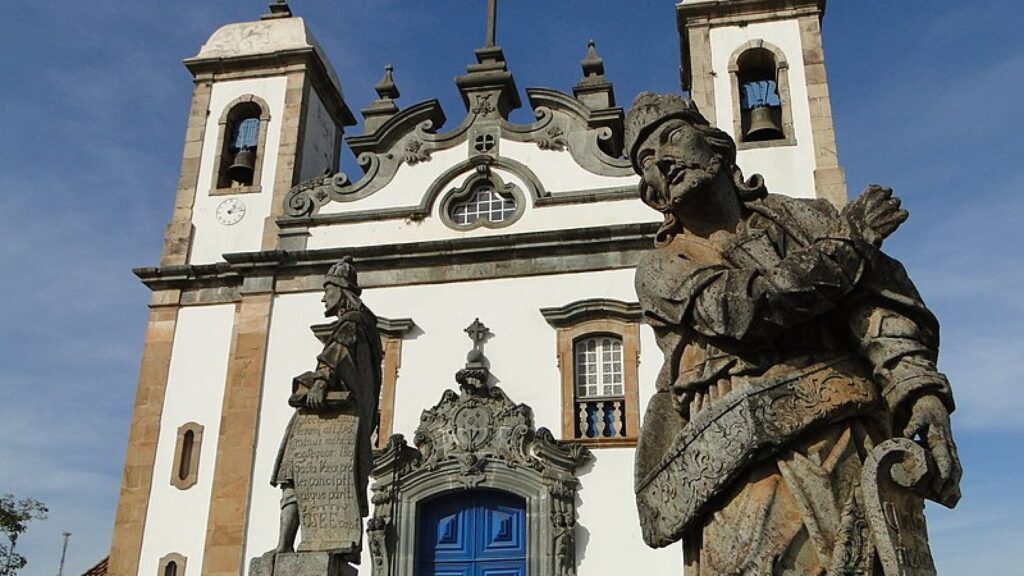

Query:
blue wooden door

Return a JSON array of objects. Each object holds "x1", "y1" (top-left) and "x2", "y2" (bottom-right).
[{"x1": 417, "y1": 490, "x2": 527, "y2": 576}]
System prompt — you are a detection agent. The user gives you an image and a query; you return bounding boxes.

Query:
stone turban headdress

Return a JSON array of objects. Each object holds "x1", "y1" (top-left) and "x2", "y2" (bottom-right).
[
  {"x1": 324, "y1": 256, "x2": 361, "y2": 295},
  {"x1": 623, "y1": 92, "x2": 709, "y2": 172}
]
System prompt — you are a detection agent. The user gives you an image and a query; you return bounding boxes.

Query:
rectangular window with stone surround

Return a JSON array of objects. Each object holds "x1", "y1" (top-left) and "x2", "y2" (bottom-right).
[{"x1": 541, "y1": 300, "x2": 642, "y2": 448}]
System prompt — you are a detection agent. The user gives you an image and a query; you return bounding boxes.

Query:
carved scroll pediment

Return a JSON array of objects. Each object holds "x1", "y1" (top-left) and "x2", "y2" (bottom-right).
[
  {"x1": 416, "y1": 386, "x2": 533, "y2": 475},
  {"x1": 282, "y1": 86, "x2": 634, "y2": 222},
  {"x1": 373, "y1": 385, "x2": 590, "y2": 487}
]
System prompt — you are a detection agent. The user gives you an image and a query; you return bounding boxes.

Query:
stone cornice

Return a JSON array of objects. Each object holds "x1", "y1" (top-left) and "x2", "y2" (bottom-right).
[
  {"x1": 677, "y1": 0, "x2": 826, "y2": 92},
  {"x1": 311, "y1": 317, "x2": 416, "y2": 343},
  {"x1": 539, "y1": 298, "x2": 643, "y2": 328},
  {"x1": 282, "y1": 161, "x2": 637, "y2": 230},
  {"x1": 346, "y1": 100, "x2": 447, "y2": 160},
  {"x1": 184, "y1": 47, "x2": 356, "y2": 126},
  {"x1": 133, "y1": 221, "x2": 659, "y2": 296},
  {"x1": 676, "y1": 0, "x2": 825, "y2": 25}
]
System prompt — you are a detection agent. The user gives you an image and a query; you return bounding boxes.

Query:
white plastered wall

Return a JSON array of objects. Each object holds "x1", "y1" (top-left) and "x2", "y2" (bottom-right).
[
  {"x1": 137, "y1": 304, "x2": 236, "y2": 575},
  {"x1": 499, "y1": 140, "x2": 632, "y2": 194},
  {"x1": 190, "y1": 76, "x2": 288, "y2": 264},
  {"x1": 298, "y1": 87, "x2": 338, "y2": 183},
  {"x1": 317, "y1": 145, "x2": 470, "y2": 214},
  {"x1": 710, "y1": 20, "x2": 817, "y2": 199},
  {"x1": 244, "y1": 269, "x2": 680, "y2": 574}
]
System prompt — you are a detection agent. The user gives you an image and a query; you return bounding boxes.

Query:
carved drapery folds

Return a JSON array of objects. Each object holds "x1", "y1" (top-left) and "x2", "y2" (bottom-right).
[{"x1": 369, "y1": 383, "x2": 592, "y2": 576}]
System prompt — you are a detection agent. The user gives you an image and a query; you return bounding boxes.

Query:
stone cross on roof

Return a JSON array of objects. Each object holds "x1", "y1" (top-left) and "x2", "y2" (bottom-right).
[
  {"x1": 485, "y1": 0, "x2": 498, "y2": 47},
  {"x1": 457, "y1": 318, "x2": 492, "y2": 391},
  {"x1": 465, "y1": 318, "x2": 490, "y2": 351}
]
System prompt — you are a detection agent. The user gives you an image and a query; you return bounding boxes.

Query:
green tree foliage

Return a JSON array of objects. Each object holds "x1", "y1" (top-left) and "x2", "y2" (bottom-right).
[{"x1": 0, "y1": 494, "x2": 48, "y2": 576}]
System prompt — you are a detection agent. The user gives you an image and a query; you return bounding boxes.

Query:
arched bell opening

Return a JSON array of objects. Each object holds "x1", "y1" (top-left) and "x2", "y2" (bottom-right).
[
  {"x1": 737, "y1": 47, "x2": 784, "y2": 142},
  {"x1": 211, "y1": 94, "x2": 271, "y2": 194},
  {"x1": 728, "y1": 40, "x2": 795, "y2": 148},
  {"x1": 219, "y1": 102, "x2": 262, "y2": 187}
]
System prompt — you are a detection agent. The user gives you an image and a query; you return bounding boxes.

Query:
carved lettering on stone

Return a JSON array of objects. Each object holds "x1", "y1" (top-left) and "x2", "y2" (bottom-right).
[{"x1": 289, "y1": 411, "x2": 361, "y2": 551}]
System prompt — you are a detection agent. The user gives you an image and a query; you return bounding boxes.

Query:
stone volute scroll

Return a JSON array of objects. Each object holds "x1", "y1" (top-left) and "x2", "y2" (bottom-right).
[
  {"x1": 367, "y1": 319, "x2": 593, "y2": 576},
  {"x1": 625, "y1": 93, "x2": 961, "y2": 575},
  {"x1": 250, "y1": 257, "x2": 384, "y2": 576}
]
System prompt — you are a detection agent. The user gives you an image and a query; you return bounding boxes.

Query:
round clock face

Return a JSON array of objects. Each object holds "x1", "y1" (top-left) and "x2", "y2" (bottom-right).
[{"x1": 216, "y1": 198, "x2": 246, "y2": 226}]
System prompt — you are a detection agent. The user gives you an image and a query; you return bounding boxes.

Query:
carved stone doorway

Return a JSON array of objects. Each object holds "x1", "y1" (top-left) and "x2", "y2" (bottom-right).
[{"x1": 368, "y1": 384, "x2": 592, "y2": 576}]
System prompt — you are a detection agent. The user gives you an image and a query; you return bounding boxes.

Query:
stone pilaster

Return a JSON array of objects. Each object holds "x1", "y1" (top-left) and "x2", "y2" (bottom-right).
[
  {"x1": 376, "y1": 336, "x2": 403, "y2": 449},
  {"x1": 799, "y1": 14, "x2": 847, "y2": 206},
  {"x1": 686, "y1": 23, "x2": 717, "y2": 125},
  {"x1": 162, "y1": 80, "x2": 214, "y2": 266},
  {"x1": 108, "y1": 296, "x2": 181, "y2": 576},
  {"x1": 262, "y1": 71, "x2": 309, "y2": 250},
  {"x1": 201, "y1": 292, "x2": 275, "y2": 576}
]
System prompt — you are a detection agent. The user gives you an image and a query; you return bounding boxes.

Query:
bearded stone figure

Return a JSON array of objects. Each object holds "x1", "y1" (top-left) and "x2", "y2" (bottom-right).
[{"x1": 626, "y1": 93, "x2": 961, "y2": 575}]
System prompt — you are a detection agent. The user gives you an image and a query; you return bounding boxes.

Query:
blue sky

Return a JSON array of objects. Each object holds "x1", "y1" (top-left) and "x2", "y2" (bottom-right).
[{"x1": 1, "y1": 1, "x2": 1021, "y2": 575}]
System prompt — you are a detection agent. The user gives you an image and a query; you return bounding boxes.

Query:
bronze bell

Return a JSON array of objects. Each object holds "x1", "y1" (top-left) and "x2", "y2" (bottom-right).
[
  {"x1": 745, "y1": 106, "x2": 784, "y2": 141},
  {"x1": 227, "y1": 148, "x2": 256, "y2": 184}
]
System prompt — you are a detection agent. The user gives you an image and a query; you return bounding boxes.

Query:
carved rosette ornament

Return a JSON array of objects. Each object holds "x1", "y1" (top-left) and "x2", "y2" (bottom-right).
[
  {"x1": 401, "y1": 139, "x2": 430, "y2": 165},
  {"x1": 367, "y1": 320, "x2": 592, "y2": 576},
  {"x1": 536, "y1": 125, "x2": 568, "y2": 151}
]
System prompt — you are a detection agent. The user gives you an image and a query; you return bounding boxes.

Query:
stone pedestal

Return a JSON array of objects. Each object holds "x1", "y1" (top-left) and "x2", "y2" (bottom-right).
[{"x1": 249, "y1": 551, "x2": 357, "y2": 576}]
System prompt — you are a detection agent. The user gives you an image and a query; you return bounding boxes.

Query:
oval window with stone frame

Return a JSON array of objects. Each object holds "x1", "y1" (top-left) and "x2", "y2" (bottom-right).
[
  {"x1": 450, "y1": 182, "x2": 516, "y2": 226},
  {"x1": 441, "y1": 168, "x2": 524, "y2": 231}
]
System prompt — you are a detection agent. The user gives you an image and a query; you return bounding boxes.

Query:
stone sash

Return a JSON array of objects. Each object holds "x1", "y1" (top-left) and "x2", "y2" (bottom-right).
[{"x1": 635, "y1": 357, "x2": 878, "y2": 548}]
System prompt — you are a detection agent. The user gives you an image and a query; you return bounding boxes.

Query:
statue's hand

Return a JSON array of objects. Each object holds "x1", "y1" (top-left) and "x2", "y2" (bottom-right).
[
  {"x1": 842, "y1": 185, "x2": 908, "y2": 247},
  {"x1": 903, "y1": 394, "x2": 962, "y2": 506},
  {"x1": 306, "y1": 378, "x2": 328, "y2": 411}
]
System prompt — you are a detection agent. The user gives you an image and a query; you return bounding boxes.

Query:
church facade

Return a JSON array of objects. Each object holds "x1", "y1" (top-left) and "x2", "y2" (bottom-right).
[{"x1": 106, "y1": 1, "x2": 846, "y2": 575}]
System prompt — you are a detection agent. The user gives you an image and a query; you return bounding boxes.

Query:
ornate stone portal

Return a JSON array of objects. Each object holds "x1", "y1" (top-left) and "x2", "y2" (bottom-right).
[
  {"x1": 368, "y1": 320, "x2": 592, "y2": 576},
  {"x1": 624, "y1": 93, "x2": 961, "y2": 575}
]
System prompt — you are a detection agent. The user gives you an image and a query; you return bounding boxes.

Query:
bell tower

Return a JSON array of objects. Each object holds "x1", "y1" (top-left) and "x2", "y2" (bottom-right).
[
  {"x1": 677, "y1": 0, "x2": 846, "y2": 205},
  {"x1": 108, "y1": 4, "x2": 354, "y2": 576},
  {"x1": 161, "y1": 0, "x2": 355, "y2": 266}
]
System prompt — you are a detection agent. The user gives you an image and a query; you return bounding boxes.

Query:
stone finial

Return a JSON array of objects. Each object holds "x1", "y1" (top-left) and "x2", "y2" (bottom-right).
[
  {"x1": 454, "y1": 1, "x2": 520, "y2": 122},
  {"x1": 573, "y1": 39, "x2": 617, "y2": 111},
  {"x1": 261, "y1": 0, "x2": 292, "y2": 20},
  {"x1": 373, "y1": 65, "x2": 400, "y2": 101},
  {"x1": 485, "y1": 0, "x2": 499, "y2": 48},
  {"x1": 360, "y1": 65, "x2": 402, "y2": 134},
  {"x1": 580, "y1": 40, "x2": 605, "y2": 79}
]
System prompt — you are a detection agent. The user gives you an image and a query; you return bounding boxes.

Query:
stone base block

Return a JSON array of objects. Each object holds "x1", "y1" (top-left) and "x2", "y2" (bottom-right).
[{"x1": 249, "y1": 551, "x2": 357, "y2": 576}]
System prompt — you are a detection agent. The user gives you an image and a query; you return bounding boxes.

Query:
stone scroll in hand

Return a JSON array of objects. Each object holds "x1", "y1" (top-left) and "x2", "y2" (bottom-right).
[{"x1": 862, "y1": 438, "x2": 957, "y2": 576}]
